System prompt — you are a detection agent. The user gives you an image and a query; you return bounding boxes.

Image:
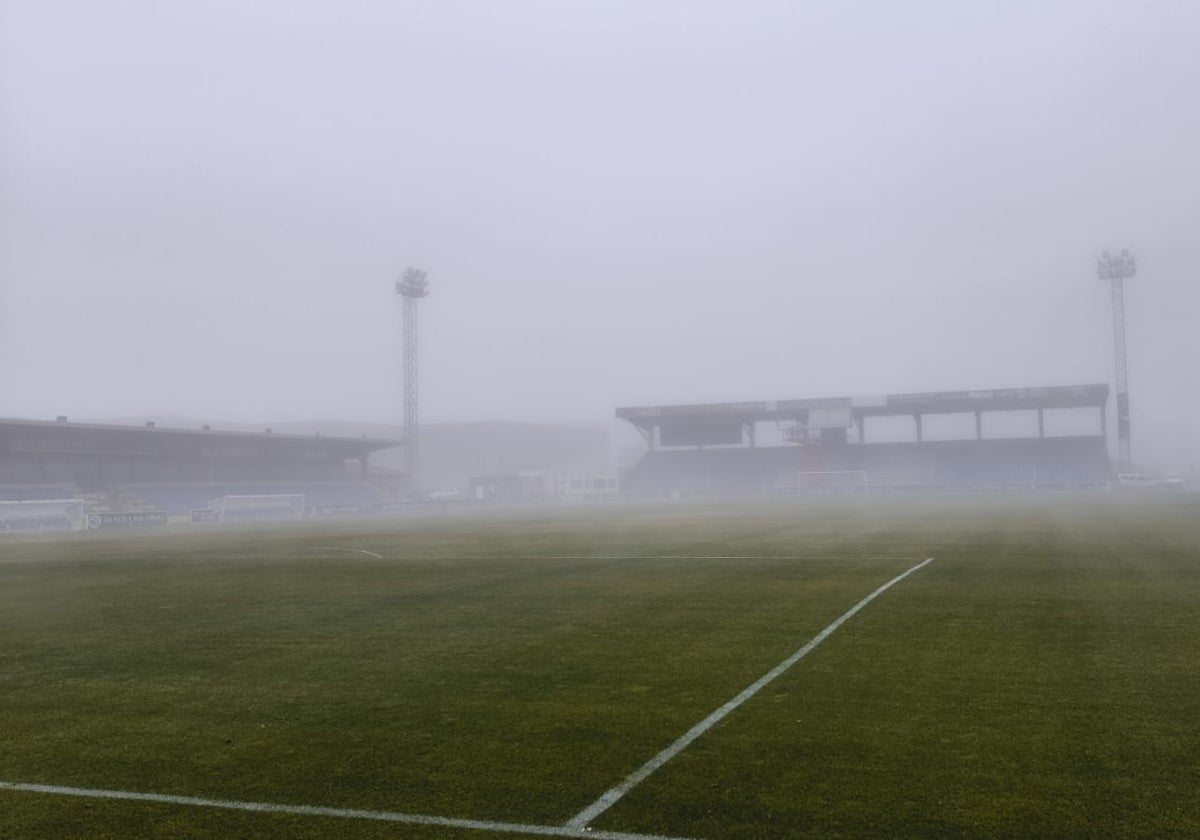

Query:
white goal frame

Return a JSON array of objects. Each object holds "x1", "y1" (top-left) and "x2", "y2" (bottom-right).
[
  {"x1": 207, "y1": 494, "x2": 306, "y2": 523},
  {"x1": 0, "y1": 499, "x2": 86, "y2": 533}
]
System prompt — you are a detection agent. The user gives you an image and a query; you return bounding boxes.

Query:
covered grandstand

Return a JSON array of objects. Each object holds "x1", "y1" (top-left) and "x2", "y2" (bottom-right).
[
  {"x1": 618, "y1": 384, "x2": 1113, "y2": 494},
  {"x1": 0, "y1": 417, "x2": 401, "y2": 521}
]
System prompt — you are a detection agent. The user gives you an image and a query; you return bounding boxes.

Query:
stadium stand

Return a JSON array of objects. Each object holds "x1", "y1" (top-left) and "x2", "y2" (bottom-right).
[
  {"x1": 0, "y1": 418, "x2": 401, "y2": 523},
  {"x1": 619, "y1": 385, "x2": 1114, "y2": 495}
]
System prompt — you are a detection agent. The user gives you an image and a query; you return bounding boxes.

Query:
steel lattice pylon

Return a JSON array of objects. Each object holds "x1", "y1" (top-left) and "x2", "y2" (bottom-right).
[
  {"x1": 396, "y1": 267, "x2": 429, "y2": 494},
  {"x1": 1097, "y1": 250, "x2": 1135, "y2": 469}
]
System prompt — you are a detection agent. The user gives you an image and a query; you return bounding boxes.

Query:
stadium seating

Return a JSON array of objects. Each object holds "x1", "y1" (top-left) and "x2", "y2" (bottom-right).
[
  {"x1": 623, "y1": 436, "x2": 1112, "y2": 495},
  {"x1": 923, "y1": 437, "x2": 1112, "y2": 488},
  {"x1": 622, "y1": 448, "x2": 783, "y2": 495}
]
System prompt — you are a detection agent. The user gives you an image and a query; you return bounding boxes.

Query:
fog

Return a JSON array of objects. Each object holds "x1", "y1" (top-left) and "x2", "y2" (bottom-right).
[{"x1": 1, "y1": 1, "x2": 1197, "y2": 469}]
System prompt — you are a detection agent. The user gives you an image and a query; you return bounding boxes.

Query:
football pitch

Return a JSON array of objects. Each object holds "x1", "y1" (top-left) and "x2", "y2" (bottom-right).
[{"x1": 2, "y1": 494, "x2": 1199, "y2": 839}]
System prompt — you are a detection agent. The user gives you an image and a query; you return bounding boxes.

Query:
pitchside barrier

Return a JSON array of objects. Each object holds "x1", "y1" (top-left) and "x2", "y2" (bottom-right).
[
  {"x1": 0, "y1": 499, "x2": 86, "y2": 533},
  {"x1": 87, "y1": 511, "x2": 169, "y2": 530},
  {"x1": 778, "y1": 470, "x2": 868, "y2": 493}
]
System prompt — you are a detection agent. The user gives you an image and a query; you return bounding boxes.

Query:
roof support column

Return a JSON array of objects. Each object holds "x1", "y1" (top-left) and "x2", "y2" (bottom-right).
[
  {"x1": 914, "y1": 413, "x2": 923, "y2": 443},
  {"x1": 975, "y1": 410, "x2": 983, "y2": 441},
  {"x1": 637, "y1": 424, "x2": 657, "y2": 451},
  {"x1": 1037, "y1": 408, "x2": 1045, "y2": 439}
]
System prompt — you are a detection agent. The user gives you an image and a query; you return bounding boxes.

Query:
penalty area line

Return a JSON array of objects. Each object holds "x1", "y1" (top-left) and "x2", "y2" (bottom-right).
[
  {"x1": 0, "y1": 782, "x2": 694, "y2": 840},
  {"x1": 566, "y1": 556, "x2": 936, "y2": 831}
]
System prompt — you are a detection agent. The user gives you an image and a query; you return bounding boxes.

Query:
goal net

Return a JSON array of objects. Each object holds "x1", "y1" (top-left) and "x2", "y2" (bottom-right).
[
  {"x1": 0, "y1": 499, "x2": 86, "y2": 533},
  {"x1": 779, "y1": 470, "x2": 868, "y2": 493},
  {"x1": 208, "y1": 494, "x2": 306, "y2": 523}
]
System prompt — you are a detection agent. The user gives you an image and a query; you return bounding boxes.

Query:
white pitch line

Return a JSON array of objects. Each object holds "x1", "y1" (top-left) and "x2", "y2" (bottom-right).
[
  {"x1": 537, "y1": 555, "x2": 924, "y2": 562},
  {"x1": 356, "y1": 555, "x2": 920, "y2": 563},
  {"x1": 0, "y1": 782, "x2": 694, "y2": 840},
  {"x1": 313, "y1": 546, "x2": 385, "y2": 560},
  {"x1": 566, "y1": 556, "x2": 936, "y2": 831}
]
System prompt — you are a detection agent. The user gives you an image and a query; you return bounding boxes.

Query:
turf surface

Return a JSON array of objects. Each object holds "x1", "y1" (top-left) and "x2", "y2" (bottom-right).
[{"x1": 1, "y1": 495, "x2": 1198, "y2": 838}]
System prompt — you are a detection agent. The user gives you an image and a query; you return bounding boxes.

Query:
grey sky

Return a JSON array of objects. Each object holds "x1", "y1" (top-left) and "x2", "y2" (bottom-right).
[{"x1": 1, "y1": 1, "x2": 1197, "y2": 464}]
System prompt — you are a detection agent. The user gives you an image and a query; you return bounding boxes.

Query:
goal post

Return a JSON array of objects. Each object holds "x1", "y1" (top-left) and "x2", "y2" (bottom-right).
[
  {"x1": 0, "y1": 499, "x2": 86, "y2": 533},
  {"x1": 208, "y1": 494, "x2": 306, "y2": 523}
]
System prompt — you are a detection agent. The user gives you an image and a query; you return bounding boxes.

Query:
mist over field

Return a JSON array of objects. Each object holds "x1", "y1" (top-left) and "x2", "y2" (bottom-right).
[
  {"x1": 1, "y1": 1, "x2": 1198, "y2": 471},
  {"x1": 5, "y1": 8, "x2": 1200, "y2": 835}
]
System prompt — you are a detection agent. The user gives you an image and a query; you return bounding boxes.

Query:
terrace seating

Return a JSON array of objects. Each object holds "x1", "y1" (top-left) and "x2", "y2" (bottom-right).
[
  {"x1": 865, "y1": 437, "x2": 1111, "y2": 489},
  {"x1": 860, "y1": 446, "x2": 938, "y2": 489},
  {"x1": 624, "y1": 435, "x2": 1111, "y2": 495},
  {"x1": 623, "y1": 447, "x2": 808, "y2": 495}
]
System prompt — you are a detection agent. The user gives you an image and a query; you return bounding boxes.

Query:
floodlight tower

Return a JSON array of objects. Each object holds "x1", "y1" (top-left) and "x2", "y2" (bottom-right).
[
  {"x1": 395, "y1": 267, "x2": 430, "y2": 493},
  {"x1": 1097, "y1": 249, "x2": 1136, "y2": 469}
]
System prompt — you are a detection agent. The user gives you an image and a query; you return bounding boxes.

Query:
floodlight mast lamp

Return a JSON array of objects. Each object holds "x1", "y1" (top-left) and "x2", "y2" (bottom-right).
[
  {"x1": 1097, "y1": 249, "x2": 1136, "y2": 469},
  {"x1": 395, "y1": 267, "x2": 430, "y2": 495}
]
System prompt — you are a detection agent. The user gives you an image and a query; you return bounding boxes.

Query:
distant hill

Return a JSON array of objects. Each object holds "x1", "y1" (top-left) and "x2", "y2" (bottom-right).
[{"x1": 87, "y1": 415, "x2": 616, "y2": 492}]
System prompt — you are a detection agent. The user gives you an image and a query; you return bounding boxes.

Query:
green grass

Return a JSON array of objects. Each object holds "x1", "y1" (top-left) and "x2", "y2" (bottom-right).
[{"x1": 2, "y1": 495, "x2": 1199, "y2": 838}]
